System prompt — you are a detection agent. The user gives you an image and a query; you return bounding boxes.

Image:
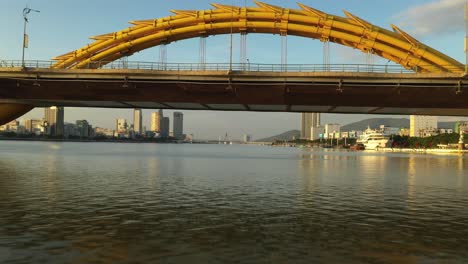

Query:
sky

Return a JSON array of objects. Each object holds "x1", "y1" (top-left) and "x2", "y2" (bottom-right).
[{"x1": 1, "y1": 0, "x2": 467, "y2": 140}]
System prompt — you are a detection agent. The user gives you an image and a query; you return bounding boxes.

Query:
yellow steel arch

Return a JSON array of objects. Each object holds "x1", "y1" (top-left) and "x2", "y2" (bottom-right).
[{"x1": 52, "y1": 1, "x2": 464, "y2": 73}]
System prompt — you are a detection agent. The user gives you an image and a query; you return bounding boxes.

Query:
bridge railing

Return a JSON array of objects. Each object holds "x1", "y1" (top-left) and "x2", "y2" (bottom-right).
[
  {"x1": 0, "y1": 60, "x2": 56, "y2": 68},
  {"x1": 0, "y1": 60, "x2": 460, "y2": 73}
]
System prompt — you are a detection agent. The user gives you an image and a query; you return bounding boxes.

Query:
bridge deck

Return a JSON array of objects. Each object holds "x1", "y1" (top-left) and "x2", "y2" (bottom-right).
[{"x1": 1, "y1": 67, "x2": 467, "y2": 116}]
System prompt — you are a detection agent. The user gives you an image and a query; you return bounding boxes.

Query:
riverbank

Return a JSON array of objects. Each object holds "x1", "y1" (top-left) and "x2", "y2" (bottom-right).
[
  {"x1": 0, "y1": 137, "x2": 195, "y2": 144},
  {"x1": 376, "y1": 147, "x2": 468, "y2": 155}
]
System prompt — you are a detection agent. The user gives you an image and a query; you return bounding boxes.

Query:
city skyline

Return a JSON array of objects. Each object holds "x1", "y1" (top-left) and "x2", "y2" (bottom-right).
[{"x1": 3, "y1": 0, "x2": 468, "y2": 139}]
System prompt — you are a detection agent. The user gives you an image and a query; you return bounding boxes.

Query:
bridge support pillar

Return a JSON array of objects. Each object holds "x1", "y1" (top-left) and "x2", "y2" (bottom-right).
[{"x1": 0, "y1": 103, "x2": 34, "y2": 126}]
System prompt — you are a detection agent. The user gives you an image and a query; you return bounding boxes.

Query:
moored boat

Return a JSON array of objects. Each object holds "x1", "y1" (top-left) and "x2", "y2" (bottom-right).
[{"x1": 357, "y1": 127, "x2": 393, "y2": 150}]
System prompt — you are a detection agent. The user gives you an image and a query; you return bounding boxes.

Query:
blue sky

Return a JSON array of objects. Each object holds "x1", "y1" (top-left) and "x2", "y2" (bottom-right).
[{"x1": 1, "y1": 0, "x2": 466, "y2": 139}]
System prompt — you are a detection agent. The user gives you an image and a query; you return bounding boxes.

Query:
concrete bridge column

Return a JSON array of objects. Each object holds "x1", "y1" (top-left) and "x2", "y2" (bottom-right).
[{"x1": 0, "y1": 104, "x2": 34, "y2": 126}]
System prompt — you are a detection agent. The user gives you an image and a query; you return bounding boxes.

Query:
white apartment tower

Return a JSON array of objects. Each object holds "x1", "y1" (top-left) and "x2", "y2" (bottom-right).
[{"x1": 410, "y1": 115, "x2": 438, "y2": 137}]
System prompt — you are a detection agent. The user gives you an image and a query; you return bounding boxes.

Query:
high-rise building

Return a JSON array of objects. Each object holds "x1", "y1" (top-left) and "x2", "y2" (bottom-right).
[
  {"x1": 133, "y1": 109, "x2": 143, "y2": 135},
  {"x1": 76, "y1": 120, "x2": 90, "y2": 138},
  {"x1": 173, "y1": 112, "x2": 184, "y2": 139},
  {"x1": 24, "y1": 119, "x2": 44, "y2": 133},
  {"x1": 151, "y1": 110, "x2": 163, "y2": 132},
  {"x1": 64, "y1": 123, "x2": 79, "y2": 138},
  {"x1": 301, "y1": 113, "x2": 321, "y2": 140},
  {"x1": 44, "y1": 106, "x2": 64, "y2": 137},
  {"x1": 116, "y1": 118, "x2": 128, "y2": 133},
  {"x1": 410, "y1": 115, "x2": 438, "y2": 137},
  {"x1": 161, "y1": 117, "x2": 170, "y2": 138}
]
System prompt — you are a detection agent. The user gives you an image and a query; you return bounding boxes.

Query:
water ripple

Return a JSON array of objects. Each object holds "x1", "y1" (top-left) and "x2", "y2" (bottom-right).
[{"x1": 0, "y1": 142, "x2": 467, "y2": 263}]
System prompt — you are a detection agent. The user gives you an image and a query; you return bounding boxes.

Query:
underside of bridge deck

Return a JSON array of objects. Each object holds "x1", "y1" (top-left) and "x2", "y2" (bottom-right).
[
  {"x1": 1, "y1": 69, "x2": 468, "y2": 122},
  {"x1": 0, "y1": 103, "x2": 34, "y2": 125}
]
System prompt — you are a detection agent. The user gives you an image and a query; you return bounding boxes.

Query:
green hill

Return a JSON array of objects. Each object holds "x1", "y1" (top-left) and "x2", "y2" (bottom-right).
[
  {"x1": 257, "y1": 130, "x2": 300, "y2": 142},
  {"x1": 341, "y1": 118, "x2": 409, "y2": 131}
]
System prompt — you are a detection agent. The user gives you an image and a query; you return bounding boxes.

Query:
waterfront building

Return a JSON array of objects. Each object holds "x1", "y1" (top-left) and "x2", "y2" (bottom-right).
[
  {"x1": 24, "y1": 119, "x2": 45, "y2": 135},
  {"x1": 159, "y1": 117, "x2": 170, "y2": 138},
  {"x1": 311, "y1": 126, "x2": 325, "y2": 140},
  {"x1": 95, "y1": 127, "x2": 114, "y2": 137},
  {"x1": 347, "y1": 131, "x2": 360, "y2": 138},
  {"x1": 160, "y1": 117, "x2": 170, "y2": 138},
  {"x1": 0, "y1": 120, "x2": 19, "y2": 132},
  {"x1": 439, "y1": 128, "x2": 453, "y2": 134},
  {"x1": 116, "y1": 118, "x2": 128, "y2": 134},
  {"x1": 44, "y1": 106, "x2": 64, "y2": 137},
  {"x1": 64, "y1": 123, "x2": 80, "y2": 138},
  {"x1": 329, "y1": 132, "x2": 341, "y2": 139},
  {"x1": 301, "y1": 113, "x2": 321, "y2": 140},
  {"x1": 243, "y1": 134, "x2": 252, "y2": 142},
  {"x1": 76, "y1": 120, "x2": 90, "y2": 138},
  {"x1": 133, "y1": 109, "x2": 143, "y2": 135},
  {"x1": 380, "y1": 125, "x2": 401, "y2": 136},
  {"x1": 324, "y1": 123, "x2": 341, "y2": 139},
  {"x1": 410, "y1": 115, "x2": 438, "y2": 137},
  {"x1": 455, "y1": 121, "x2": 468, "y2": 134},
  {"x1": 151, "y1": 110, "x2": 163, "y2": 132},
  {"x1": 173, "y1": 112, "x2": 183, "y2": 139},
  {"x1": 399, "y1": 128, "x2": 410, "y2": 137}
]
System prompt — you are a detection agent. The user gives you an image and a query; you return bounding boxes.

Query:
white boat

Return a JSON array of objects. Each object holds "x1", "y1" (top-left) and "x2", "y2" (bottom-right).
[{"x1": 357, "y1": 127, "x2": 393, "y2": 150}]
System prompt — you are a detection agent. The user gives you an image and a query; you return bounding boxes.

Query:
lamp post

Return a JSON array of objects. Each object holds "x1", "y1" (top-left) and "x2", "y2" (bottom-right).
[
  {"x1": 22, "y1": 7, "x2": 40, "y2": 68},
  {"x1": 229, "y1": 1, "x2": 233, "y2": 72},
  {"x1": 385, "y1": 59, "x2": 390, "y2": 73}
]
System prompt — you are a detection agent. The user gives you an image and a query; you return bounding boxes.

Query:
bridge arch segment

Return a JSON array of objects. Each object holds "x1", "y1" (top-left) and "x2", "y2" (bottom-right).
[{"x1": 52, "y1": 1, "x2": 463, "y2": 73}]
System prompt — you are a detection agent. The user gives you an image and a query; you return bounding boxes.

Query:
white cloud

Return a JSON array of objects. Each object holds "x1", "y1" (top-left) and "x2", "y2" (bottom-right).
[{"x1": 394, "y1": 0, "x2": 465, "y2": 37}]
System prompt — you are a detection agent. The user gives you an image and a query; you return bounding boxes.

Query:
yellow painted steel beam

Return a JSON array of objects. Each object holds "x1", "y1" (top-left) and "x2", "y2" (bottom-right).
[
  {"x1": 71, "y1": 21, "x2": 444, "y2": 72},
  {"x1": 51, "y1": 2, "x2": 464, "y2": 74},
  {"x1": 0, "y1": 104, "x2": 34, "y2": 126}
]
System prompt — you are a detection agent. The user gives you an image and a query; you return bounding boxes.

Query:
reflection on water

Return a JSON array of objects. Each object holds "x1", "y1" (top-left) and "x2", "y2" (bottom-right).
[{"x1": 0, "y1": 141, "x2": 467, "y2": 263}]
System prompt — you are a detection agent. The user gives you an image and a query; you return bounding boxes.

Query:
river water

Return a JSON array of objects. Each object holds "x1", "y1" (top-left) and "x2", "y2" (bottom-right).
[{"x1": 0, "y1": 141, "x2": 467, "y2": 263}]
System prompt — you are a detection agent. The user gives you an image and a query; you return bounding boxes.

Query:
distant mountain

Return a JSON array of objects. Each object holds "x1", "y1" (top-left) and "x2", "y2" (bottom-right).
[
  {"x1": 341, "y1": 118, "x2": 409, "y2": 131},
  {"x1": 257, "y1": 129, "x2": 300, "y2": 142},
  {"x1": 438, "y1": 122, "x2": 457, "y2": 129}
]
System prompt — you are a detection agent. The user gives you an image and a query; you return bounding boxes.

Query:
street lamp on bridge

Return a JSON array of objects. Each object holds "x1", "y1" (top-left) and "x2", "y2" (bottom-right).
[{"x1": 22, "y1": 7, "x2": 40, "y2": 68}]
